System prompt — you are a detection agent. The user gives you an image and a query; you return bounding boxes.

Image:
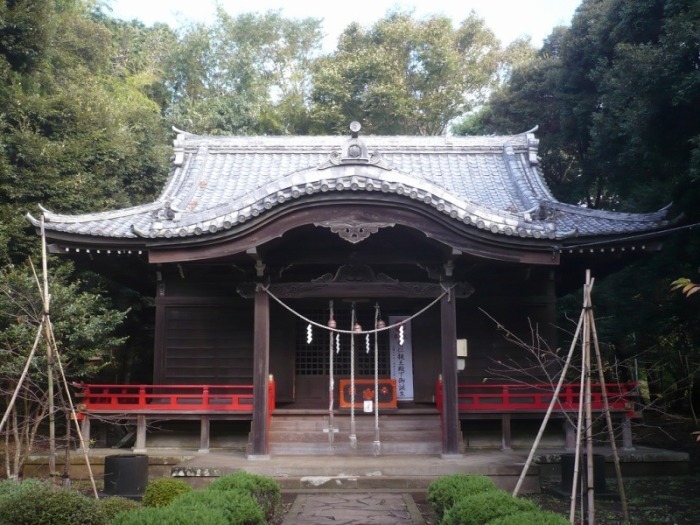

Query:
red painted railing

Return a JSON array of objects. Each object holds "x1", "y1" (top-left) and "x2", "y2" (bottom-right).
[
  {"x1": 436, "y1": 380, "x2": 636, "y2": 415},
  {"x1": 76, "y1": 381, "x2": 275, "y2": 415}
]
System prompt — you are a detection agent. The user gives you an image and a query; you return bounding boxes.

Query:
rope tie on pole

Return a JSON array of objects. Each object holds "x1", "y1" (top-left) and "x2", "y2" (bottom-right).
[
  {"x1": 373, "y1": 303, "x2": 381, "y2": 456},
  {"x1": 349, "y1": 303, "x2": 357, "y2": 449},
  {"x1": 328, "y1": 300, "x2": 336, "y2": 445}
]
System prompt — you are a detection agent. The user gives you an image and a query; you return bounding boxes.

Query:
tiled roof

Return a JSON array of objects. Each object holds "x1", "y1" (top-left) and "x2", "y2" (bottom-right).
[{"x1": 28, "y1": 129, "x2": 670, "y2": 245}]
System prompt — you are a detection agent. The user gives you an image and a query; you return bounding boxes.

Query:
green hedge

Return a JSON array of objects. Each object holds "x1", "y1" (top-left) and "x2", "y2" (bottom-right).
[
  {"x1": 0, "y1": 479, "x2": 107, "y2": 525},
  {"x1": 441, "y1": 490, "x2": 537, "y2": 525},
  {"x1": 111, "y1": 505, "x2": 230, "y2": 525},
  {"x1": 141, "y1": 478, "x2": 192, "y2": 508},
  {"x1": 208, "y1": 471, "x2": 281, "y2": 521},
  {"x1": 427, "y1": 474, "x2": 498, "y2": 522},
  {"x1": 100, "y1": 496, "x2": 142, "y2": 521},
  {"x1": 487, "y1": 509, "x2": 570, "y2": 524},
  {"x1": 170, "y1": 489, "x2": 265, "y2": 525}
]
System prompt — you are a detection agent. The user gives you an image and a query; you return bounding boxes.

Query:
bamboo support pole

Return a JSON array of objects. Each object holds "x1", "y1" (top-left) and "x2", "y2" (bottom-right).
[
  {"x1": 512, "y1": 305, "x2": 586, "y2": 497},
  {"x1": 40, "y1": 218, "x2": 57, "y2": 482},
  {"x1": 590, "y1": 309, "x2": 630, "y2": 522},
  {"x1": 0, "y1": 325, "x2": 44, "y2": 434},
  {"x1": 584, "y1": 271, "x2": 596, "y2": 524},
  {"x1": 569, "y1": 334, "x2": 587, "y2": 524}
]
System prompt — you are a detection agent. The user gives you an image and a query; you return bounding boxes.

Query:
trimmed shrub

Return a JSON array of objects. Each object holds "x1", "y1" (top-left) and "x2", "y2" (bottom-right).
[
  {"x1": 142, "y1": 478, "x2": 191, "y2": 508},
  {"x1": 427, "y1": 474, "x2": 498, "y2": 521},
  {"x1": 100, "y1": 496, "x2": 142, "y2": 520},
  {"x1": 441, "y1": 490, "x2": 537, "y2": 525},
  {"x1": 208, "y1": 471, "x2": 280, "y2": 521},
  {"x1": 487, "y1": 509, "x2": 570, "y2": 525},
  {"x1": 0, "y1": 478, "x2": 46, "y2": 496},
  {"x1": 171, "y1": 489, "x2": 265, "y2": 525},
  {"x1": 0, "y1": 479, "x2": 107, "y2": 525},
  {"x1": 111, "y1": 505, "x2": 230, "y2": 525}
]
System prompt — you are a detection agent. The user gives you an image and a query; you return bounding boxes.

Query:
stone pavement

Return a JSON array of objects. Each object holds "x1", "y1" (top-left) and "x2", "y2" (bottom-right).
[{"x1": 281, "y1": 492, "x2": 426, "y2": 525}]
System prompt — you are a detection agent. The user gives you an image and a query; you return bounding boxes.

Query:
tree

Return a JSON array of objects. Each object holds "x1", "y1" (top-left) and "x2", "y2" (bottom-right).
[
  {"x1": 0, "y1": 0, "x2": 170, "y2": 264},
  {"x1": 310, "y1": 10, "x2": 502, "y2": 135},
  {"x1": 466, "y1": 0, "x2": 700, "y2": 419},
  {"x1": 164, "y1": 9, "x2": 323, "y2": 135},
  {"x1": 0, "y1": 260, "x2": 127, "y2": 479}
]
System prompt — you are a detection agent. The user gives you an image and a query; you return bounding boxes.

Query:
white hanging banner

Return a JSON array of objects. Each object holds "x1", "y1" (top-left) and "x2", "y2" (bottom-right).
[{"x1": 389, "y1": 316, "x2": 414, "y2": 401}]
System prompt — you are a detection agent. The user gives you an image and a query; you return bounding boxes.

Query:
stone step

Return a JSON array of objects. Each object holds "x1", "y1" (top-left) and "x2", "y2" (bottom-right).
[
  {"x1": 270, "y1": 415, "x2": 441, "y2": 430},
  {"x1": 269, "y1": 440, "x2": 442, "y2": 456},
  {"x1": 269, "y1": 430, "x2": 441, "y2": 444},
  {"x1": 268, "y1": 413, "x2": 447, "y2": 456}
]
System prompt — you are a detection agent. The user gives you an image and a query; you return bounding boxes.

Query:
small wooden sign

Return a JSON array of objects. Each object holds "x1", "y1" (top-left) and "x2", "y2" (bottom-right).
[{"x1": 339, "y1": 379, "x2": 398, "y2": 409}]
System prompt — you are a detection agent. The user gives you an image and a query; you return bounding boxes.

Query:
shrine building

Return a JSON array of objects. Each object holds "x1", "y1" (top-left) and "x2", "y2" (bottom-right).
[{"x1": 28, "y1": 124, "x2": 671, "y2": 457}]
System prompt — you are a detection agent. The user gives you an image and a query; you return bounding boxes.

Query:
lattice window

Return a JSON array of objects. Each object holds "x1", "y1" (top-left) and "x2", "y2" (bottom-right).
[{"x1": 295, "y1": 308, "x2": 389, "y2": 376}]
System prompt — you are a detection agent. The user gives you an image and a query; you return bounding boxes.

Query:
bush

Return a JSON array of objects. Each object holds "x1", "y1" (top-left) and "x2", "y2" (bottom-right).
[
  {"x1": 441, "y1": 490, "x2": 537, "y2": 525},
  {"x1": 111, "y1": 505, "x2": 230, "y2": 525},
  {"x1": 487, "y1": 509, "x2": 570, "y2": 525},
  {"x1": 100, "y1": 496, "x2": 142, "y2": 520},
  {"x1": 171, "y1": 489, "x2": 265, "y2": 525},
  {"x1": 427, "y1": 474, "x2": 498, "y2": 521},
  {"x1": 208, "y1": 471, "x2": 280, "y2": 521},
  {"x1": 0, "y1": 478, "x2": 46, "y2": 496},
  {"x1": 141, "y1": 478, "x2": 191, "y2": 508},
  {"x1": 0, "y1": 478, "x2": 107, "y2": 525}
]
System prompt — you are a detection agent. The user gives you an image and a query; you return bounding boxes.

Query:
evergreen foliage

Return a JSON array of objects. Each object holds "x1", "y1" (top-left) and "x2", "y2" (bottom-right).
[
  {"x1": 0, "y1": 478, "x2": 107, "y2": 525},
  {"x1": 170, "y1": 489, "x2": 265, "y2": 525},
  {"x1": 141, "y1": 478, "x2": 192, "y2": 508},
  {"x1": 208, "y1": 471, "x2": 281, "y2": 522},
  {"x1": 111, "y1": 505, "x2": 230, "y2": 525},
  {"x1": 99, "y1": 496, "x2": 142, "y2": 521},
  {"x1": 426, "y1": 473, "x2": 498, "y2": 521},
  {"x1": 440, "y1": 490, "x2": 537, "y2": 525},
  {"x1": 487, "y1": 509, "x2": 570, "y2": 525}
]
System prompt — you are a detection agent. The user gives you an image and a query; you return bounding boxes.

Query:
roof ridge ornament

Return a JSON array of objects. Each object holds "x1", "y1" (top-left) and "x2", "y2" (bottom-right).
[{"x1": 317, "y1": 121, "x2": 393, "y2": 171}]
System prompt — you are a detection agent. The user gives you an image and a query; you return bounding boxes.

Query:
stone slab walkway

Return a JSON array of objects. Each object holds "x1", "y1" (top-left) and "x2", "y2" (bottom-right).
[{"x1": 281, "y1": 492, "x2": 426, "y2": 525}]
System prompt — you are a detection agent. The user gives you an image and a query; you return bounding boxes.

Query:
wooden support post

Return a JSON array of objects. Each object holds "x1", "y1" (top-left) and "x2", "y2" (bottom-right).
[
  {"x1": 501, "y1": 414, "x2": 512, "y2": 451},
  {"x1": 80, "y1": 416, "x2": 91, "y2": 453},
  {"x1": 249, "y1": 286, "x2": 270, "y2": 459},
  {"x1": 440, "y1": 287, "x2": 461, "y2": 457},
  {"x1": 565, "y1": 418, "x2": 576, "y2": 450},
  {"x1": 621, "y1": 415, "x2": 634, "y2": 450},
  {"x1": 133, "y1": 415, "x2": 147, "y2": 453},
  {"x1": 199, "y1": 415, "x2": 210, "y2": 454}
]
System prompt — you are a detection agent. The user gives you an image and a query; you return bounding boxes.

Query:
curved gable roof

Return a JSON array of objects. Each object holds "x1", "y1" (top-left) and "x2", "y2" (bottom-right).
[{"x1": 28, "y1": 128, "x2": 670, "y2": 251}]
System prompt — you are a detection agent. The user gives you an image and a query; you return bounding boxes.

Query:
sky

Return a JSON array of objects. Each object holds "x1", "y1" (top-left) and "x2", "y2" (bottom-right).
[{"x1": 106, "y1": 0, "x2": 582, "y2": 51}]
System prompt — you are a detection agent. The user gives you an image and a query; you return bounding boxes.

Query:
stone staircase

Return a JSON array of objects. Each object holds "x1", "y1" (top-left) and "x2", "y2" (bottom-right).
[{"x1": 268, "y1": 411, "x2": 447, "y2": 456}]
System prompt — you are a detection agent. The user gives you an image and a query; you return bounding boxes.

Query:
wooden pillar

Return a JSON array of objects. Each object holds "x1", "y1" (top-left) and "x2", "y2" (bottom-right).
[
  {"x1": 501, "y1": 414, "x2": 512, "y2": 451},
  {"x1": 440, "y1": 288, "x2": 462, "y2": 457},
  {"x1": 80, "y1": 416, "x2": 91, "y2": 453},
  {"x1": 133, "y1": 415, "x2": 147, "y2": 453},
  {"x1": 249, "y1": 286, "x2": 270, "y2": 458},
  {"x1": 199, "y1": 415, "x2": 210, "y2": 454},
  {"x1": 565, "y1": 418, "x2": 576, "y2": 450},
  {"x1": 621, "y1": 415, "x2": 634, "y2": 450}
]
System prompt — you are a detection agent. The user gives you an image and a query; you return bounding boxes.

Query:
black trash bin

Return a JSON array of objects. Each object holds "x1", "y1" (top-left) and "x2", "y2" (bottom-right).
[
  {"x1": 103, "y1": 454, "x2": 148, "y2": 500},
  {"x1": 560, "y1": 453, "x2": 607, "y2": 493}
]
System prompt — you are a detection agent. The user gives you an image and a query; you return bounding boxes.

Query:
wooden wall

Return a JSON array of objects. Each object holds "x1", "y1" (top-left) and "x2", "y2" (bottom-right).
[{"x1": 154, "y1": 270, "x2": 253, "y2": 384}]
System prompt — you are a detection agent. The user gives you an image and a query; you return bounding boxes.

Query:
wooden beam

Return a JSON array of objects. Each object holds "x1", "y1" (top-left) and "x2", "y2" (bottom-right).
[
  {"x1": 440, "y1": 287, "x2": 461, "y2": 456},
  {"x1": 147, "y1": 201, "x2": 561, "y2": 265},
  {"x1": 249, "y1": 286, "x2": 270, "y2": 458},
  {"x1": 239, "y1": 281, "x2": 474, "y2": 299}
]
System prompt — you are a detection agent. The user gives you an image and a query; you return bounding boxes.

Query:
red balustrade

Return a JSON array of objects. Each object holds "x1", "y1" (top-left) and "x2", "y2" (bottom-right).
[
  {"x1": 75, "y1": 382, "x2": 275, "y2": 414},
  {"x1": 436, "y1": 380, "x2": 636, "y2": 416}
]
